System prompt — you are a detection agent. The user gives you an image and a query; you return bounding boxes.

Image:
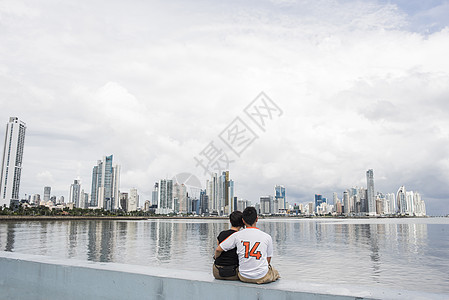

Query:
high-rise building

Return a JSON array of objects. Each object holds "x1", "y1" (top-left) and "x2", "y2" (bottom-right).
[
  {"x1": 406, "y1": 191, "x2": 415, "y2": 215},
  {"x1": 80, "y1": 190, "x2": 88, "y2": 209},
  {"x1": 237, "y1": 198, "x2": 251, "y2": 212},
  {"x1": 157, "y1": 179, "x2": 173, "y2": 214},
  {"x1": 343, "y1": 190, "x2": 350, "y2": 215},
  {"x1": 144, "y1": 200, "x2": 150, "y2": 211},
  {"x1": 120, "y1": 192, "x2": 128, "y2": 212},
  {"x1": 413, "y1": 192, "x2": 426, "y2": 216},
  {"x1": 207, "y1": 171, "x2": 233, "y2": 216},
  {"x1": 217, "y1": 171, "x2": 230, "y2": 215},
  {"x1": 274, "y1": 185, "x2": 286, "y2": 212},
  {"x1": 228, "y1": 179, "x2": 234, "y2": 214},
  {"x1": 333, "y1": 192, "x2": 338, "y2": 205},
  {"x1": 43, "y1": 186, "x2": 51, "y2": 203},
  {"x1": 198, "y1": 189, "x2": 208, "y2": 215},
  {"x1": 314, "y1": 194, "x2": 326, "y2": 213},
  {"x1": 174, "y1": 183, "x2": 187, "y2": 213},
  {"x1": 128, "y1": 188, "x2": 139, "y2": 211},
  {"x1": 151, "y1": 182, "x2": 159, "y2": 206},
  {"x1": 69, "y1": 179, "x2": 81, "y2": 208},
  {"x1": 397, "y1": 186, "x2": 407, "y2": 215},
  {"x1": 206, "y1": 174, "x2": 218, "y2": 215},
  {"x1": 32, "y1": 194, "x2": 40, "y2": 205},
  {"x1": 0, "y1": 117, "x2": 26, "y2": 207},
  {"x1": 386, "y1": 193, "x2": 396, "y2": 214},
  {"x1": 260, "y1": 196, "x2": 272, "y2": 214},
  {"x1": 90, "y1": 155, "x2": 120, "y2": 210},
  {"x1": 366, "y1": 169, "x2": 376, "y2": 216},
  {"x1": 190, "y1": 198, "x2": 199, "y2": 214}
]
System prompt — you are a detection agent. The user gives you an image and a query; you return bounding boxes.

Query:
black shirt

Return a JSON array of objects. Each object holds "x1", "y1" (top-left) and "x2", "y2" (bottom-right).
[{"x1": 215, "y1": 229, "x2": 239, "y2": 266}]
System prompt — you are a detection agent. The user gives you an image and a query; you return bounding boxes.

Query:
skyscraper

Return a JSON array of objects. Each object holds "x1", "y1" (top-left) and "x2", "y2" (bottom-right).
[
  {"x1": 343, "y1": 190, "x2": 350, "y2": 215},
  {"x1": 0, "y1": 117, "x2": 26, "y2": 207},
  {"x1": 90, "y1": 155, "x2": 120, "y2": 210},
  {"x1": 199, "y1": 189, "x2": 208, "y2": 215},
  {"x1": 260, "y1": 196, "x2": 272, "y2": 214},
  {"x1": 128, "y1": 188, "x2": 138, "y2": 211},
  {"x1": 206, "y1": 174, "x2": 218, "y2": 215},
  {"x1": 151, "y1": 182, "x2": 159, "y2": 206},
  {"x1": 69, "y1": 179, "x2": 81, "y2": 208},
  {"x1": 366, "y1": 169, "x2": 376, "y2": 216},
  {"x1": 43, "y1": 186, "x2": 51, "y2": 203},
  {"x1": 157, "y1": 179, "x2": 173, "y2": 214},
  {"x1": 120, "y1": 192, "x2": 128, "y2": 212},
  {"x1": 274, "y1": 185, "x2": 286, "y2": 212},
  {"x1": 314, "y1": 194, "x2": 326, "y2": 213},
  {"x1": 228, "y1": 179, "x2": 234, "y2": 214},
  {"x1": 397, "y1": 186, "x2": 407, "y2": 215},
  {"x1": 80, "y1": 190, "x2": 88, "y2": 209},
  {"x1": 173, "y1": 183, "x2": 187, "y2": 213}
]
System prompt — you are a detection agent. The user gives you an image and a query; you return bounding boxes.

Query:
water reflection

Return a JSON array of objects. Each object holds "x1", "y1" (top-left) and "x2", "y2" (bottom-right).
[
  {"x1": 0, "y1": 218, "x2": 447, "y2": 294},
  {"x1": 155, "y1": 221, "x2": 173, "y2": 262},
  {"x1": 5, "y1": 222, "x2": 15, "y2": 252}
]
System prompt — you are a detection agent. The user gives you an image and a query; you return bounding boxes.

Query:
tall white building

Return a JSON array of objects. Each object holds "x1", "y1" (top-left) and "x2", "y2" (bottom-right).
[
  {"x1": 128, "y1": 188, "x2": 138, "y2": 211},
  {"x1": 90, "y1": 155, "x2": 120, "y2": 210},
  {"x1": 206, "y1": 173, "x2": 219, "y2": 215},
  {"x1": 333, "y1": 192, "x2": 339, "y2": 205},
  {"x1": 413, "y1": 192, "x2": 426, "y2": 216},
  {"x1": 157, "y1": 179, "x2": 173, "y2": 214},
  {"x1": 0, "y1": 117, "x2": 26, "y2": 207},
  {"x1": 366, "y1": 169, "x2": 376, "y2": 216},
  {"x1": 386, "y1": 193, "x2": 396, "y2": 214},
  {"x1": 80, "y1": 190, "x2": 88, "y2": 209},
  {"x1": 69, "y1": 179, "x2": 81, "y2": 208},
  {"x1": 174, "y1": 183, "x2": 187, "y2": 213},
  {"x1": 397, "y1": 186, "x2": 407, "y2": 214}
]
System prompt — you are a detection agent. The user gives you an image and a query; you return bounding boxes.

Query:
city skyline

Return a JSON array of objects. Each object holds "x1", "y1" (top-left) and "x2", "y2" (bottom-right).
[
  {"x1": 1, "y1": 1, "x2": 448, "y2": 215},
  {"x1": 0, "y1": 118, "x2": 433, "y2": 216}
]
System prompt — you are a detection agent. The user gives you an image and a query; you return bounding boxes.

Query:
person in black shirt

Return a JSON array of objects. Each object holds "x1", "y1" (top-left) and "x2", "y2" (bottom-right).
[{"x1": 213, "y1": 210, "x2": 244, "y2": 280}]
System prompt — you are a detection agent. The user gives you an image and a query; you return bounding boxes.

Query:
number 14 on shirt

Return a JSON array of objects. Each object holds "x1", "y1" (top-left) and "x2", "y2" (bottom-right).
[{"x1": 242, "y1": 241, "x2": 262, "y2": 260}]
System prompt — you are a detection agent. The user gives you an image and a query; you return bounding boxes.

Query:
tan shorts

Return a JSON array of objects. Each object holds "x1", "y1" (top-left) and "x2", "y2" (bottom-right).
[
  {"x1": 212, "y1": 264, "x2": 240, "y2": 281},
  {"x1": 238, "y1": 265, "x2": 280, "y2": 284}
]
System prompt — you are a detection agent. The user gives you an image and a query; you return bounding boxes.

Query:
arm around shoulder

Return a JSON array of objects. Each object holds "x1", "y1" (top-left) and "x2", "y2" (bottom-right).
[{"x1": 214, "y1": 245, "x2": 224, "y2": 260}]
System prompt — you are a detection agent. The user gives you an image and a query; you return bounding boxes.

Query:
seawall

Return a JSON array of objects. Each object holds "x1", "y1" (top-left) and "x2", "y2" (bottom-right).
[{"x1": 0, "y1": 252, "x2": 445, "y2": 300}]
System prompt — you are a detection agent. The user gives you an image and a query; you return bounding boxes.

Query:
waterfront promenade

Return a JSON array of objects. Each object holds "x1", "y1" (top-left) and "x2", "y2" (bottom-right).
[{"x1": 1, "y1": 251, "x2": 446, "y2": 300}]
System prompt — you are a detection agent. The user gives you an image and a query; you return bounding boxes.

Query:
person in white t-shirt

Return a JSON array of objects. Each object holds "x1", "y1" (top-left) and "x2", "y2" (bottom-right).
[{"x1": 214, "y1": 207, "x2": 280, "y2": 284}]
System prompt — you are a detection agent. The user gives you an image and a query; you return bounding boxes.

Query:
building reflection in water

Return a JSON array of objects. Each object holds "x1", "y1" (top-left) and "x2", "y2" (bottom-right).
[
  {"x1": 155, "y1": 221, "x2": 173, "y2": 262},
  {"x1": 67, "y1": 221, "x2": 79, "y2": 258},
  {"x1": 4, "y1": 222, "x2": 15, "y2": 252},
  {"x1": 86, "y1": 221, "x2": 118, "y2": 262}
]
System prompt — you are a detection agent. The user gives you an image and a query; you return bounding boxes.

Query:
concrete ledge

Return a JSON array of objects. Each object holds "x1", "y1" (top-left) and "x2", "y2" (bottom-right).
[{"x1": 0, "y1": 252, "x2": 445, "y2": 300}]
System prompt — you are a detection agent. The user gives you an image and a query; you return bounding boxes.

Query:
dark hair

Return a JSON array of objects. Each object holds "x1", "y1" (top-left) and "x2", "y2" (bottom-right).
[
  {"x1": 230, "y1": 211, "x2": 244, "y2": 227},
  {"x1": 242, "y1": 207, "x2": 257, "y2": 226}
]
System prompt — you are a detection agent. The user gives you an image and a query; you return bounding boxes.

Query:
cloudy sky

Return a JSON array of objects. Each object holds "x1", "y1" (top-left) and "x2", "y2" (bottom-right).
[{"x1": 1, "y1": 0, "x2": 449, "y2": 215}]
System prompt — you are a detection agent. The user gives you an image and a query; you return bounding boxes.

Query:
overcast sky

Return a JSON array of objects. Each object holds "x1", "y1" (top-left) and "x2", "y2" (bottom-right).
[{"x1": 1, "y1": 0, "x2": 449, "y2": 215}]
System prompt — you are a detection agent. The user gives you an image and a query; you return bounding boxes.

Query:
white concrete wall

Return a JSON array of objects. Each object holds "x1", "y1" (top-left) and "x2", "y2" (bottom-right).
[{"x1": 0, "y1": 252, "x2": 445, "y2": 300}]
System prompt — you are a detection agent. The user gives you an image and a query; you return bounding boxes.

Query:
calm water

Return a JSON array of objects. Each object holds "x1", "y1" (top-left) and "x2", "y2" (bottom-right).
[{"x1": 1, "y1": 218, "x2": 449, "y2": 294}]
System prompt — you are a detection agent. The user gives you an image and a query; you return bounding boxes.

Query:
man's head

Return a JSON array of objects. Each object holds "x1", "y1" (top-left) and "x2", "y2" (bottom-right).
[
  {"x1": 242, "y1": 207, "x2": 258, "y2": 226},
  {"x1": 230, "y1": 210, "x2": 244, "y2": 227}
]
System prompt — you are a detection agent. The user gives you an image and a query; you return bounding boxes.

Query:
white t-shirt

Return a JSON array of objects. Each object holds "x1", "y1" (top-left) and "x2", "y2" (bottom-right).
[{"x1": 220, "y1": 227, "x2": 273, "y2": 279}]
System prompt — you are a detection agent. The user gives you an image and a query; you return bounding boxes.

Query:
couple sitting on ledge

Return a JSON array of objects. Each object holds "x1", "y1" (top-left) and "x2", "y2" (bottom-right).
[{"x1": 213, "y1": 207, "x2": 280, "y2": 284}]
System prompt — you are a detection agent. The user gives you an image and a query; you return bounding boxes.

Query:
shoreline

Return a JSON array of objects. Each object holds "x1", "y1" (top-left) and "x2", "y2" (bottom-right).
[
  {"x1": 0, "y1": 215, "x2": 227, "y2": 221},
  {"x1": 0, "y1": 215, "x2": 436, "y2": 221}
]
